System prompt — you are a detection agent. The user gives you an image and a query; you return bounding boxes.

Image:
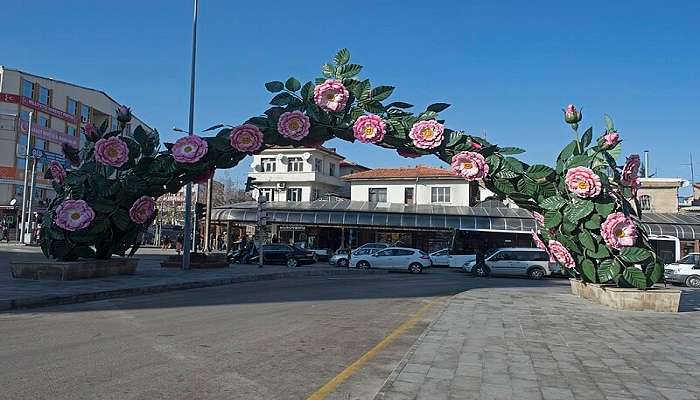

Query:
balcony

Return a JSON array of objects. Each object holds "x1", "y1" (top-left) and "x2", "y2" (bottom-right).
[{"x1": 249, "y1": 170, "x2": 345, "y2": 188}]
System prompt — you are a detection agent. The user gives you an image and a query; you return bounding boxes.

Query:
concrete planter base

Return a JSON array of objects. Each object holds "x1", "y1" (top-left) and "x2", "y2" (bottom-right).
[
  {"x1": 160, "y1": 253, "x2": 228, "y2": 269},
  {"x1": 570, "y1": 279, "x2": 681, "y2": 312},
  {"x1": 10, "y1": 258, "x2": 138, "y2": 280}
]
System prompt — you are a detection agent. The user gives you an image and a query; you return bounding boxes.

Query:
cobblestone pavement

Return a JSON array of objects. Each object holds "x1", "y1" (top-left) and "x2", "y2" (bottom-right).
[
  {"x1": 0, "y1": 247, "x2": 376, "y2": 310},
  {"x1": 376, "y1": 279, "x2": 700, "y2": 400}
]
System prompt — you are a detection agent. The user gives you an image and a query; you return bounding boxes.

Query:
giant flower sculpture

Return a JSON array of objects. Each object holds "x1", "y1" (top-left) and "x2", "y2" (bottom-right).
[{"x1": 39, "y1": 49, "x2": 662, "y2": 289}]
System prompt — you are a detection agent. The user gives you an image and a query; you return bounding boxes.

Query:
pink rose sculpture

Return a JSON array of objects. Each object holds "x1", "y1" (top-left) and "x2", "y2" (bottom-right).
[
  {"x1": 548, "y1": 240, "x2": 576, "y2": 270},
  {"x1": 49, "y1": 161, "x2": 66, "y2": 185},
  {"x1": 353, "y1": 114, "x2": 386, "y2": 144},
  {"x1": 83, "y1": 122, "x2": 99, "y2": 142},
  {"x1": 313, "y1": 79, "x2": 349, "y2": 112},
  {"x1": 230, "y1": 124, "x2": 264, "y2": 153},
  {"x1": 54, "y1": 200, "x2": 95, "y2": 231},
  {"x1": 532, "y1": 231, "x2": 556, "y2": 262},
  {"x1": 409, "y1": 120, "x2": 444, "y2": 149},
  {"x1": 396, "y1": 148, "x2": 421, "y2": 159},
  {"x1": 621, "y1": 154, "x2": 642, "y2": 186},
  {"x1": 470, "y1": 141, "x2": 482, "y2": 150},
  {"x1": 565, "y1": 166, "x2": 602, "y2": 198},
  {"x1": 95, "y1": 136, "x2": 129, "y2": 168},
  {"x1": 564, "y1": 104, "x2": 582, "y2": 124},
  {"x1": 602, "y1": 131, "x2": 619, "y2": 148},
  {"x1": 532, "y1": 211, "x2": 545, "y2": 227},
  {"x1": 451, "y1": 151, "x2": 489, "y2": 181},
  {"x1": 193, "y1": 168, "x2": 215, "y2": 184},
  {"x1": 129, "y1": 195, "x2": 156, "y2": 224},
  {"x1": 172, "y1": 135, "x2": 208, "y2": 164},
  {"x1": 601, "y1": 212, "x2": 638, "y2": 249},
  {"x1": 278, "y1": 111, "x2": 311, "y2": 141}
]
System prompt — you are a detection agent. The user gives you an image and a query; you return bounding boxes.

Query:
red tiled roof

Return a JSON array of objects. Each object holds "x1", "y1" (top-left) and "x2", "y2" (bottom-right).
[{"x1": 343, "y1": 165, "x2": 457, "y2": 180}]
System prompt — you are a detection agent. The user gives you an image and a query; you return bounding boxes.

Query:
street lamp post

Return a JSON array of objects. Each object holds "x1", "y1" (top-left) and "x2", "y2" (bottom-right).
[
  {"x1": 182, "y1": 0, "x2": 199, "y2": 270},
  {"x1": 19, "y1": 111, "x2": 33, "y2": 244},
  {"x1": 27, "y1": 155, "x2": 37, "y2": 244}
]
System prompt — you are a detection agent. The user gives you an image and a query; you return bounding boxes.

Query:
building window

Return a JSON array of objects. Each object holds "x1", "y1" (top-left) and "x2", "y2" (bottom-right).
[
  {"x1": 369, "y1": 188, "x2": 387, "y2": 203},
  {"x1": 67, "y1": 125, "x2": 77, "y2": 137},
  {"x1": 640, "y1": 195, "x2": 652, "y2": 211},
  {"x1": 315, "y1": 158, "x2": 323, "y2": 173},
  {"x1": 38, "y1": 86, "x2": 50, "y2": 106},
  {"x1": 287, "y1": 157, "x2": 303, "y2": 172},
  {"x1": 261, "y1": 158, "x2": 276, "y2": 172},
  {"x1": 287, "y1": 188, "x2": 302, "y2": 202},
  {"x1": 259, "y1": 188, "x2": 276, "y2": 202},
  {"x1": 21, "y1": 79, "x2": 33, "y2": 98},
  {"x1": 329, "y1": 163, "x2": 336, "y2": 176},
  {"x1": 67, "y1": 98, "x2": 78, "y2": 115},
  {"x1": 38, "y1": 115, "x2": 49, "y2": 128},
  {"x1": 112, "y1": 118, "x2": 119, "y2": 131},
  {"x1": 431, "y1": 187, "x2": 451, "y2": 203},
  {"x1": 20, "y1": 110, "x2": 30, "y2": 122},
  {"x1": 404, "y1": 187, "x2": 414, "y2": 205},
  {"x1": 80, "y1": 104, "x2": 90, "y2": 122}
]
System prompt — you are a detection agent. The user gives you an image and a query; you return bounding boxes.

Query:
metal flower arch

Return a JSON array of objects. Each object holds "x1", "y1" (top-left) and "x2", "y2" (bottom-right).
[{"x1": 41, "y1": 49, "x2": 662, "y2": 289}]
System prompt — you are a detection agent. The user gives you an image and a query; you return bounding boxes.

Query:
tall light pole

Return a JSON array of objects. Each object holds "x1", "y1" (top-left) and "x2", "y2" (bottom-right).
[
  {"x1": 182, "y1": 0, "x2": 199, "y2": 270},
  {"x1": 19, "y1": 111, "x2": 33, "y2": 244}
]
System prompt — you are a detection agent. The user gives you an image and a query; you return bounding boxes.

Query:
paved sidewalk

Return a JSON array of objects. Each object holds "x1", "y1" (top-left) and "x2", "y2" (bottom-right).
[
  {"x1": 1, "y1": 249, "x2": 380, "y2": 311},
  {"x1": 375, "y1": 279, "x2": 700, "y2": 400}
]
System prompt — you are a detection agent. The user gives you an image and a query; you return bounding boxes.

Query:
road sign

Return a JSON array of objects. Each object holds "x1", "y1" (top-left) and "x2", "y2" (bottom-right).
[{"x1": 31, "y1": 148, "x2": 66, "y2": 164}]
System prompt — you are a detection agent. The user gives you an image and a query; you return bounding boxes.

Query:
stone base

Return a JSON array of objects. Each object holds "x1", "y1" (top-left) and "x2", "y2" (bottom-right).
[
  {"x1": 10, "y1": 258, "x2": 138, "y2": 280},
  {"x1": 160, "y1": 253, "x2": 229, "y2": 269},
  {"x1": 570, "y1": 279, "x2": 681, "y2": 312}
]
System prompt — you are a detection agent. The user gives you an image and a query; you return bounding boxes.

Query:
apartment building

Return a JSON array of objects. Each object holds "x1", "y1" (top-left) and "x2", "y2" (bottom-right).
[{"x1": 0, "y1": 67, "x2": 152, "y2": 224}]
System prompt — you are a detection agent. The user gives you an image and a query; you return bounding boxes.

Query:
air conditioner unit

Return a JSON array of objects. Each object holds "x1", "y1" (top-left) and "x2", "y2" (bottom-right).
[
  {"x1": 80, "y1": 115, "x2": 88, "y2": 123},
  {"x1": 277, "y1": 182, "x2": 286, "y2": 189}
]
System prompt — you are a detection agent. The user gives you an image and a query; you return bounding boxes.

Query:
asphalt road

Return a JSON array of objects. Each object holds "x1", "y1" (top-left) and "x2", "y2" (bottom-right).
[{"x1": 0, "y1": 267, "x2": 493, "y2": 400}]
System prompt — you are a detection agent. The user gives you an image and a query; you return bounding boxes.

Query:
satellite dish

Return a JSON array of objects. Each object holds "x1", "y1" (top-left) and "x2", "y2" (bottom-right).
[
  {"x1": 278, "y1": 155, "x2": 288, "y2": 163},
  {"x1": 9, "y1": 198, "x2": 17, "y2": 206},
  {"x1": 302, "y1": 152, "x2": 311, "y2": 160},
  {"x1": 254, "y1": 164, "x2": 263, "y2": 172}
]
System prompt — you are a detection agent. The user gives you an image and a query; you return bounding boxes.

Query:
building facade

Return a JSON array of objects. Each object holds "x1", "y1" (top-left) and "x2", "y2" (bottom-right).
[
  {"x1": 637, "y1": 177, "x2": 684, "y2": 213},
  {"x1": 0, "y1": 67, "x2": 151, "y2": 225},
  {"x1": 248, "y1": 146, "x2": 367, "y2": 202},
  {"x1": 157, "y1": 180, "x2": 224, "y2": 226},
  {"x1": 344, "y1": 165, "x2": 482, "y2": 206}
]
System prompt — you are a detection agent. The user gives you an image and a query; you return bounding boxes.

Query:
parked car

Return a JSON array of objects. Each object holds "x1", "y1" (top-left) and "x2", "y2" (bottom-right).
[
  {"x1": 294, "y1": 242, "x2": 332, "y2": 261},
  {"x1": 355, "y1": 242, "x2": 390, "y2": 252},
  {"x1": 249, "y1": 244, "x2": 317, "y2": 268},
  {"x1": 352, "y1": 247, "x2": 432, "y2": 273},
  {"x1": 463, "y1": 248, "x2": 554, "y2": 280},
  {"x1": 429, "y1": 248, "x2": 450, "y2": 267},
  {"x1": 330, "y1": 248, "x2": 379, "y2": 267},
  {"x1": 664, "y1": 253, "x2": 700, "y2": 288}
]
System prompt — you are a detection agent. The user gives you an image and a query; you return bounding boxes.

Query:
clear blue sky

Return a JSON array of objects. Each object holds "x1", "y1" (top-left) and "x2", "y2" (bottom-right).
[{"x1": 3, "y1": 1, "x2": 699, "y2": 191}]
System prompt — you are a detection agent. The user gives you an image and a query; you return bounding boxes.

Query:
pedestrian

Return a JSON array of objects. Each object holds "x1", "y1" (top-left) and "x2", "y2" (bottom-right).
[
  {"x1": 176, "y1": 233, "x2": 184, "y2": 255},
  {"x1": 2, "y1": 222, "x2": 8, "y2": 243}
]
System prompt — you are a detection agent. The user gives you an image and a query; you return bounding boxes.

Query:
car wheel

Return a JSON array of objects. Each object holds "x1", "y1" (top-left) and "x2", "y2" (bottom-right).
[
  {"x1": 473, "y1": 265, "x2": 490, "y2": 277},
  {"x1": 527, "y1": 267, "x2": 546, "y2": 280},
  {"x1": 357, "y1": 261, "x2": 370, "y2": 269},
  {"x1": 686, "y1": 275, "x2": 700, "y2": 288},
  {"x1": 409, "y1": 263, "x2": 423, "y2": 274},
  {"x1": 338, "y1": 258, "x2": 349, "y2": 268},
  {"x1": 287, "y1": 258, "x2": 299, "y2": 268}
]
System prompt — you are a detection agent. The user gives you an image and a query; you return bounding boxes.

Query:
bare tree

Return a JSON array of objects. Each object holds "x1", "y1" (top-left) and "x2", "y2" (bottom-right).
[{"x1": 217, "y1": 171, "x2": 252, "y2": 206}]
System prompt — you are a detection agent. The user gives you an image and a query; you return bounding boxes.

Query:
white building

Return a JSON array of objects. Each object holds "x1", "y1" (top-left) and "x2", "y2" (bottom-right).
[
  {"x1": 344, "y1": 165, "x2": 484, "y2": 206},
  {"x1": 248, "y1": 146, "x2": 367, "y2": 202},
  {"x1": 0, "y1": 66, "x2": 152, "y2": 225}
]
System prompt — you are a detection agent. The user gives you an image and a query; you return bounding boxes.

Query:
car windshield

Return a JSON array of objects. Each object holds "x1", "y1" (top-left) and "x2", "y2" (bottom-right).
[{"x1": 678, "y1": 254, "x2": 699, "y2": 264}]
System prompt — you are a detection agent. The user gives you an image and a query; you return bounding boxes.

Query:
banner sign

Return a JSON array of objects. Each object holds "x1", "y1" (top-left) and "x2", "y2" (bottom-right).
[
  {"x1": 31, "y1": 148, "x2": 66, "y2": 164},
  {"x1": 0, "y1": 92, "x2": 79, "y2": 124},
  {"x1": 19, "y1": 120, "x2": 79, "y2": 147}
]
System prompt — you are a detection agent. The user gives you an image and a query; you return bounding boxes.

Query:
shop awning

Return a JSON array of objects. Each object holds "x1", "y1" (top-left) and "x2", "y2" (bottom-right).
[
  {"x1": 640, "y1": 213, "x2": 700, "y2": 240},
  {"x1": 211, "y1": 200, "x2": 537, "y2": 233},
  {"x1": 212, "y1": 200, "x2": 700, "y2": 241}
]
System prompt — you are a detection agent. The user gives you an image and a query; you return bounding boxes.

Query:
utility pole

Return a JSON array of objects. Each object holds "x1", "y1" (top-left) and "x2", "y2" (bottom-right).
[
  {"x1": 19, "y1": 111, "x2": 33, "y2": 244},
  {"x1": 204, "y1": 178, "x2": 213, "y2": 252},
  {"x1": 682, "y1": 152, "x2": 695, "y2": 187},
  {"x1": 182, "y1": 0, "x2": 199, "y2": 270},
  {"x1": 256, "y1": 194, "x2": 266, "y2": 269},
  {"x1": 27, "y1": 156, "x2": 37, "y2": 244}
]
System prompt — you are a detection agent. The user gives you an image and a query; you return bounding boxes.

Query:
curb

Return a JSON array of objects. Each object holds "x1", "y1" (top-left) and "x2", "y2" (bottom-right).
[
  {"x1": 373, "y1": 295, "x2": 454, "y2": 400},
  {"x1": 1, "y1": 268, "x2": 386, "y2": 311}
]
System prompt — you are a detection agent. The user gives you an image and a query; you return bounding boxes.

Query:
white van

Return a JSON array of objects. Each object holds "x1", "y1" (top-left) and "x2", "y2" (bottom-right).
[
  {"x1": 463, "y1": 248, "x2": 555, "y2": 280},
  {"x1": 664, "y1": 253, "x2": 700, "y2": 288}
]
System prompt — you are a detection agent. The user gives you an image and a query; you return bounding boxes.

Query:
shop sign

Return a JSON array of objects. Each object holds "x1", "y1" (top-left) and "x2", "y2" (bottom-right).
[{"x1": 279, "y1": 225, "x2": 306, "y2": 231}]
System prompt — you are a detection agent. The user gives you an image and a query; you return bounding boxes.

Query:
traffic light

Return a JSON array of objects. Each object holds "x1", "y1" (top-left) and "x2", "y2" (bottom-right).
[
  {"x1": 245, "y1": 177, "x2": 257, "y2": 192},
  {"x1": 195, "y1": 202, "x2": 205, "y2": 220}
]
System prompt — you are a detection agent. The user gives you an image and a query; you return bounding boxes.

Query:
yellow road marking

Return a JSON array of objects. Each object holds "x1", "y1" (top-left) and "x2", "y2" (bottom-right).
[{"x1": 306, "y1": 297, "x2": 444, "y2": 400}]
